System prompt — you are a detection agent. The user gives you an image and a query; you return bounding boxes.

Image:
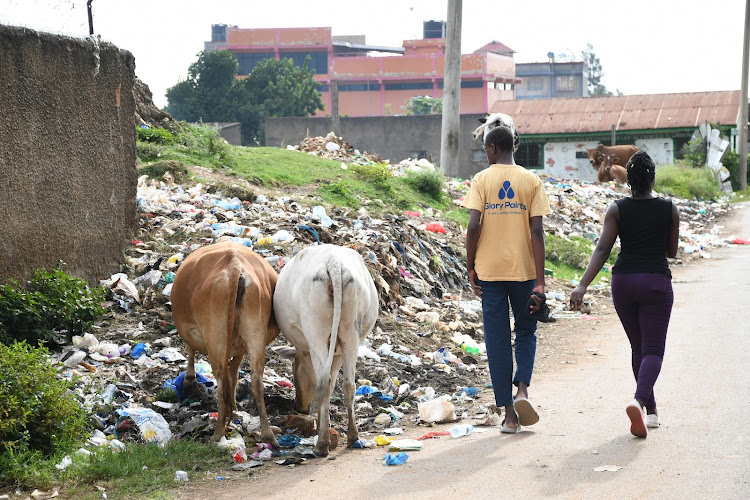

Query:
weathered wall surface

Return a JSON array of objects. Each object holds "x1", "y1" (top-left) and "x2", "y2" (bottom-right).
[
  {"x1": 0, "y1": 25, "x2": 137, "y2": 284},
  {"x1": 266, "y1": 114, "x2": 489, "y2": 180}
]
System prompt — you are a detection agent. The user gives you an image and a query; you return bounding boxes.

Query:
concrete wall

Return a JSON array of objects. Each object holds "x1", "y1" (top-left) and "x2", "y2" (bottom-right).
[
  {"x1": 0, "y1": 25, "x2": 137, "y2": 284},
  {"x1": 266, "y1": 114, "x2": 490, "y2": 179}
]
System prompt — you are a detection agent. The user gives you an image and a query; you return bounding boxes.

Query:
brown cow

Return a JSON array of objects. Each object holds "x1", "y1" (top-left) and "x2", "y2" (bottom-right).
[
  {"x1": 598, "y1": 153, "x2": 628, "y2": 184},
  {"x1": 587, "y1": 144, "x2": 640, "y2": 170},
  {"x1": 171, "y1": 238, "x2": 280, "y2": 445}
]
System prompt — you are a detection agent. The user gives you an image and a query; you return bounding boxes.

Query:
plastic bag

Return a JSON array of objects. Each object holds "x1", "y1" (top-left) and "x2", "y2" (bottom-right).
[
  {"x1": 417, "y1": 395, "x2": 456, "y2": 423},
  {"x1": 116, "y1": 407, "x2": 173, "y2": 446}
]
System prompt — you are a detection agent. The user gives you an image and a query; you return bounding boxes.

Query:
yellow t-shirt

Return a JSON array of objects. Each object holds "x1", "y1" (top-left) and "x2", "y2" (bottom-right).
[{"x1": 461, "y1": 164, "x2": 551, "y2": 281}]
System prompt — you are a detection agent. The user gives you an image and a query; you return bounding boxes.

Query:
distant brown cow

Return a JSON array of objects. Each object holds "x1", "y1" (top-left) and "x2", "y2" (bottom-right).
[
  {"x1": 587, "y1": 144, "x2": 640, "y2": 170},
  {"x1": 171, "y1": 238, "x2": 280, "y2": 445},
  {"x1": 598, "y1": 153, "x2": 628, "y2": 184}
]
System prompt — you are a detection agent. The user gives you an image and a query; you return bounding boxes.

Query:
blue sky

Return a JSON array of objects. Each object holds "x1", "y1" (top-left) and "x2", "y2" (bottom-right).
[{"x1": 2, "y1": 0, "x2": 746, "y2": 108}]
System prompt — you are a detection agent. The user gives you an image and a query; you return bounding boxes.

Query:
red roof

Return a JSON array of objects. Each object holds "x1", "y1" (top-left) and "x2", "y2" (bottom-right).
[
  {"x1": 474, "y1": 40, "x2": 515, "y2": 55},
  {"x1": 489, "y1": 90, "x2": 741, "y2": 135}
]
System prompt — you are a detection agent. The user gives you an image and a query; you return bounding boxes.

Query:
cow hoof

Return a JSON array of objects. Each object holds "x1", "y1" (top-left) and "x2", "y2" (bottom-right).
[{"x1": 314, "y1": 444, "x2": 330, "y2": 457}]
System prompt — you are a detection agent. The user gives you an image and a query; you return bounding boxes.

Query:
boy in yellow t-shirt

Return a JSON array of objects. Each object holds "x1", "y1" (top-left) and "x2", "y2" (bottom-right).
[{"x1": 462, "y1": 126, "x2": 551, "y2": 433}]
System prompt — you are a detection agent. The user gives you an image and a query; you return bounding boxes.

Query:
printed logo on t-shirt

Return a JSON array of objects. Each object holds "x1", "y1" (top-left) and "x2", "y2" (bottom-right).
[
  {"x1": 485, "y1": 179, "x2": 527, "y2": 214},
  {"x1": 498, "y1": 180, "x2": 515, "y2": 200}
]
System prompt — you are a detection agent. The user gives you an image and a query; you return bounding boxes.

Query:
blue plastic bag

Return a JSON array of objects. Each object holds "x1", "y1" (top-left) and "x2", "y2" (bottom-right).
[{"x1": 384, "y1": 452, "x2": 409, "y2": 465}]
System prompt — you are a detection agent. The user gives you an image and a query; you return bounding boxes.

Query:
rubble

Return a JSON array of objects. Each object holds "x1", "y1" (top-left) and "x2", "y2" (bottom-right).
[{"x1": 48, "y1": 151, "x2": 737, "y2": 468}]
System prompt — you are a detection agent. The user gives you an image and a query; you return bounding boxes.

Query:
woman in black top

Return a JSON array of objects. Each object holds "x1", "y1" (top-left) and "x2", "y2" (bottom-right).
[{"x1": 570, "y1": 151, "x2": 680, "y2": 438}]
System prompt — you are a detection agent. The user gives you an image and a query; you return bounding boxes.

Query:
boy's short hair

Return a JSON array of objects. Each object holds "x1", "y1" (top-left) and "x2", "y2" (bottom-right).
[{"x1": 484, "y1": 126, "x2": 515, "y2": 153}]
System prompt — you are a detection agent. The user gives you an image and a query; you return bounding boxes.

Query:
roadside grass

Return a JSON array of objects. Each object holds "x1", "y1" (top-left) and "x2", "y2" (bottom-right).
[
  {"x1": 728, "y1": 188, "x2": 750, "y2": 203},
  {"x1": 655, "y1": 163, "x2": 720, "y2": 200},
  {"x1": 10, "y1": 440, "x2": 229, "y2": 500}
]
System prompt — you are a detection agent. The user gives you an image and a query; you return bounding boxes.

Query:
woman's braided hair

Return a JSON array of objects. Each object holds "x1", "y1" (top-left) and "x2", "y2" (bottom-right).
[{"x1": 625, "y1": 150, "x2": 655, "y2": 197}]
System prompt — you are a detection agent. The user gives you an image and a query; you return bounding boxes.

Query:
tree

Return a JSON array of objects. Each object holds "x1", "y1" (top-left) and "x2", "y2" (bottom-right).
[
  {"x1": 581, "y1": 43, "x2": 621, "y2": 97},
  {"x1": 165, "y1": 51, "x2": 323, "y2": 145},
  {"x1": 403, "y1": 95, "x2": 442, "y2": 115},
  {"x1": 240, "y1": 57, "x2": 324, "y2": 144}
]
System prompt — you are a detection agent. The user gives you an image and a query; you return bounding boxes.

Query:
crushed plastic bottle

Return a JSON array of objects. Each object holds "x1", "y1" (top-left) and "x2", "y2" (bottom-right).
[
  {"x1": 174, "y1": 470, "x2": 188, "y2": 482},
  {"x1": 449, "y1": 424, "x2": 474, "y2": 438}
]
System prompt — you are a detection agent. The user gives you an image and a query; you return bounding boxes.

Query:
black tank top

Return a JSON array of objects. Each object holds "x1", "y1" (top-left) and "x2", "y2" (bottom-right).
[{"x1": 612, "y1": 197, "x2": 673, "y2": 277}]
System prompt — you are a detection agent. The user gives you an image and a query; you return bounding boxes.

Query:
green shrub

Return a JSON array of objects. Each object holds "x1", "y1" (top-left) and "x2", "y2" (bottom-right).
[
  {"x1": 546, "y1": 234, "x2": 595, "y2": 269},
  {"x1": 655, "y1": 163, "x2": 720, "y2": 200},
  {"x1": 138, "y1": 160, "x2": 189, "y2": 184},
  {"x1": 136, "y1": 126, "x2": 175, "y2": 145},
  {"x1": 175, "y1": 123, "x2": 235, "y2": 166},
  {"x1": 680, "y1": 136, "x2": 707, "y2": 168},
  {"x1": 721, "y1": 149, "x2": 750, "y2": 191},
  {"x1": 136, "y1": 141, "x2": 166, "y2": 162},
  {"x1": 405, "y1": 169, "x2": 445, "y2": 200},
  {"x1": 350, "y1": 162, "x2": 392, "y2": 186},
  {"x1": 0, "y1": 341, "x2": 88, "y2": 483},
  {"x1": 0, "y1": 267, "x2": 106, "y2": 346}
]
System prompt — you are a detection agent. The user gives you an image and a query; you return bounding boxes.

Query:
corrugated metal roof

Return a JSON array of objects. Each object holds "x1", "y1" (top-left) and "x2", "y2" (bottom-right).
[{"x1": 489, "y1": 90, "x2": 740, "y2": 135}]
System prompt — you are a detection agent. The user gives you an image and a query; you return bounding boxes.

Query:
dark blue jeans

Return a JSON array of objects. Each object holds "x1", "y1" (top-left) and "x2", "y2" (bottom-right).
[{"x1": 478, "y1": 279, "x2": 537, "y2": 407}]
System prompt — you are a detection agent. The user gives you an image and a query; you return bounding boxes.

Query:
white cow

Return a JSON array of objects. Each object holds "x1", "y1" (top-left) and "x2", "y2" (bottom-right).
[
  {"x1": 472, "y1": 112, "x2": 520, "y2": 152},
  {"x1": 273, "y1": 244, "x2": 379, "y2": 457}
]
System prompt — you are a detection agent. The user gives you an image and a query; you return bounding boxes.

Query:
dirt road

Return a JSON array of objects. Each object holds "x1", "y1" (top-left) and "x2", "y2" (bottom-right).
[{"x1": 189, "y1": 204, "x2": 750, "y2": 500}]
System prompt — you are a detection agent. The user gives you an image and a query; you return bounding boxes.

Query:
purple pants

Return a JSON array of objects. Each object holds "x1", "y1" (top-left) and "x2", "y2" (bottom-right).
[{"x1": 611, "y1": 273, "x2": 674, "y2": 412}]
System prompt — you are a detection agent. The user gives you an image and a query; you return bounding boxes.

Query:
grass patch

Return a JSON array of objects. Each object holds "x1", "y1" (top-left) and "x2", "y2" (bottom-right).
[
  {"x1": 729, "y1": 188, "x2": 750, "y2": 203},
  {"x1": 138, "y1": 160, "x2": 190, "y2": 184},
  {"x1": 544, "y1": 259, "x2": 611, "y2": 285},
  {"x1": 655, "y1": 163, "x2": 720, "y2": 200},
  {"x1": 4, "y1": 440, "x2": 230, "y2": 498}
]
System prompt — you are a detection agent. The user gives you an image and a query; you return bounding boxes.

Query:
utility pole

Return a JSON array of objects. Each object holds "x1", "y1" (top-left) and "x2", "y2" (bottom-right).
[
  {"x1": 330, "y1": 80, "x2": 340, "y2": 137},
  {"x1": 739, "y1": 0, "x2": 749, "y2": 191},
  {"x1": 440, "y1": 0, "x2": 462, "y2": 178},
  {"x1": 87, "y1": 0, "x2": 94, "y2": 35}
]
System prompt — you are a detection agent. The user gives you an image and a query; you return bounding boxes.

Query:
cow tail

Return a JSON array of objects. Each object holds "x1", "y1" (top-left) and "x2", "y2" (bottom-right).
[
  {"x1": 313, "y1": 257, "x2": 342, "y2": 411},
  {"x1": 224, "y1": 265, "x2": 247, "y2": 406}
]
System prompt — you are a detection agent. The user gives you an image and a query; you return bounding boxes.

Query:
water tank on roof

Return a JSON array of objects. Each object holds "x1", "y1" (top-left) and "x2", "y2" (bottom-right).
[
  {"x1": 423, "y1": 20, "x2": 446, "y2": 39},
  {"x1": 212, "y1": 24, "x2": 227, "y2": 42}
]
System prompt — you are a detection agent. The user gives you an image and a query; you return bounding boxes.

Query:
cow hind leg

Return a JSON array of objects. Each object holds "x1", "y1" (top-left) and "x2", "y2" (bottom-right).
[
  {"x1": 340, "y1": 341, "x2": 360, "y2": 447},
  {"x1": 182, "y1": 346, "x2": 202, "y2": 401},
  {"x1": 249, "y1": 349, "x2": 279, "y2": 448},
  {"x1": 210, "y1": 360, "x2": 233, "y2": 442},
  {"x1": 228, "y1": 355, "x2": 242, "y2": 413},
  {"x1": 313, "y1": 354, "x2": 341, "y2": 457}
]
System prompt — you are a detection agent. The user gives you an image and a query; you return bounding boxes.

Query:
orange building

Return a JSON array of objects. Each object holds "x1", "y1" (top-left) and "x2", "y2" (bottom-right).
[{"x1": 205, "y1": 22, "x2": 520, "y2": 117}]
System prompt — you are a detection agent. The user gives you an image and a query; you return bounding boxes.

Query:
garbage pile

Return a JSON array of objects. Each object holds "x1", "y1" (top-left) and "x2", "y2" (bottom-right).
[
  {"x1": 289, "y1": 131, "x2": 383, "y2": 165},
  {"x1": 52, "y1": 164, "x2": 737, "y2": 468}
]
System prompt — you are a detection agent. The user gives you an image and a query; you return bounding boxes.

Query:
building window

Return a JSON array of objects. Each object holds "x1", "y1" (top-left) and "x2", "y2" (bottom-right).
[
  {"x1": 515, "y1": 144, "x2": 542, "y2": 168},
  {"x1": 555, "y1": 75, "x2": 575, "y2": 92},
  {"x1": 317, "y1": 83, "x2": 329, "y2": 92},
  {"x1": 472, "y1": 149, "x2": 487, "y2": 163},
  {"x1": 526, "y1": 77, "x2": 544, "y2": 91},
  {"x1": 236, "y1": 52, "x2": 275, "y2": 76},
  {"x1": 212, "y1": 25, "x2": 227, "y2": 42},
  {"x1": 339, "y1": 83, "x2": 381, "y2": 91},
  {"x1": 385, "y1": 81, "x2": 433, "y2": 90},
  {"x1": 460, "y1": 80, "x2": 483, "y2": 89},
  {"x1": 279, "y1": 51, "x2": 329, "y2": 74}
]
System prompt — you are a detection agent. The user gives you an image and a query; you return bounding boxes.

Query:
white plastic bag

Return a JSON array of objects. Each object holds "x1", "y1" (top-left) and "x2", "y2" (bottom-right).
[
  {"x1": 116, "y1": 407, "x2": 173, "y2": 446},
  {"x1": 417, "y1": 395, "x2": 456, "y2": 423}
]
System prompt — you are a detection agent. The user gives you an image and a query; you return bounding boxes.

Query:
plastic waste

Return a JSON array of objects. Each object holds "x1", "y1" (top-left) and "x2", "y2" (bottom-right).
[
  {"x1": 312, "y1": 205, "x2": 333, "y2": 228},
  {"x1": 61, "y1": 349, "x2": 87, "y2": 368},
  {"x1": 130, "y1": 343, "x2": 148, "y2": 359},
  {"x1": 271, "y1": 230, "x2": 294, "y2": 243},
  {"x1": 461, "y1": 343, "x2": 480, "y2": 355},
  {"x1": 115, "y1": 407, "x2": 173, "y2": 446},
  {"x1": 424, "y1": 222, "x2": 446, "y2": 234},
  {"x1": 216, "y1": 198, "x2": 241, "y2": 210},
  {"x1": 325, "y1": 141, "x2": 340, "y2": 152},
  {"x1": 374, "y1": 413, "x2": 391, "y2": 426},
  {"x1": 101, "y1": 384, "x2": 119, "y2": 404},
  {"x1": 388, "y1": 439, "x2": 422, "y2": 451},
  {"x1": 384, "y1": 452, "x2": 409, "y2": 465},
  {"x1": 460, "y1": 387, "x2": 479, "y2": 397},
  {"x1": 72, "y1": 333, "x2": 99, "y2": 349},
  {"x1": 417, "y1": 395, "x2": 456, "y2": 423},
  {"x1": 174, "y1": 470, "x2": 189, "y2": 482},
  {"x1": 449, "y1": 424, "x2": 474, "y2": 438}
]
